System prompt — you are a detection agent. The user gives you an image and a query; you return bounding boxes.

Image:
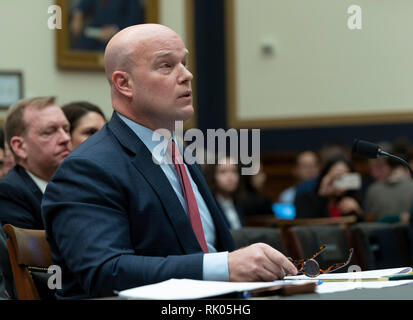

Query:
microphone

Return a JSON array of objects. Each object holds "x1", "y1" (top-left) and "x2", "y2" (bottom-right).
[{"x1": 352, "y1": 139, "x2": 413, "y2": 178}]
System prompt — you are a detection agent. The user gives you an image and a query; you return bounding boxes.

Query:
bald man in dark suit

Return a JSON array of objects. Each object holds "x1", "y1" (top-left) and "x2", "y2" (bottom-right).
[{"x1": 42, "y1": 24, "x2": 296, "y2": 299}]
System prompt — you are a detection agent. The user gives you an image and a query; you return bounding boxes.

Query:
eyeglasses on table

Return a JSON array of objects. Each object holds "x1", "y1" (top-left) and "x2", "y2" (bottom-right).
[{"x1": 288, "y1": 245, "x2": 354, "y2": 278}]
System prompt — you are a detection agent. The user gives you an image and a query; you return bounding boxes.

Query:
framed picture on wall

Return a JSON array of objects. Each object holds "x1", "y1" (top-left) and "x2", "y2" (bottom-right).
[
  {"x1": 0, "y1": 71, "x2": 23, "y2": 109},
  {"x1": 56, "y1": 0, "x2": 159, "y2": 71}
]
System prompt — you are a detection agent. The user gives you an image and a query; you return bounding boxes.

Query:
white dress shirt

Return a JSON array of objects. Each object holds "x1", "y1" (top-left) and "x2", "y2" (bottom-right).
[{"x1": 25, "y1": 169, "x2": 48, "y2": 194}]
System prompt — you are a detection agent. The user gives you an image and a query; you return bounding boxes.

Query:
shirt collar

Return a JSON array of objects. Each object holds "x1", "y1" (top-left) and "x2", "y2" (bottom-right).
[
  {"x1": 117, "y1": 112, "x2": 177, "y2": 164},
  {"x1": 25, "y1": 169, "x2": 48, "y2": 194}
]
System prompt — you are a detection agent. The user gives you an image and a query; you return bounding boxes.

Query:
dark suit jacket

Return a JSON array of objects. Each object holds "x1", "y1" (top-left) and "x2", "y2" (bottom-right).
[
  {"x1": 42, "y1": 112, "x2": 235, "y2": 299},
  {"x1": 0, "y1": 165, "x2": 43, "y2": 229}
]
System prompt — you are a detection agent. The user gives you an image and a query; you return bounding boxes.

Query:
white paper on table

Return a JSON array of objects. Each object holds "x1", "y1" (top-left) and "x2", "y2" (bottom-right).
[
  {"x1": 118, "y1": 279, "x2": 311, "y2": 300},
  {"x1": 284, "y1": 267, "x2": 412, "y2": 281},
  {"x1": 316, "y1": 280, "x2": 413, "y2": 294}
]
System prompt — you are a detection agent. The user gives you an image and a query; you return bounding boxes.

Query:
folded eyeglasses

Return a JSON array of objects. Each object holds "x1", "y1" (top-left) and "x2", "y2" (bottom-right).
[{"x1": 288, "y1": 245, "x2": 354, "y2": 278}]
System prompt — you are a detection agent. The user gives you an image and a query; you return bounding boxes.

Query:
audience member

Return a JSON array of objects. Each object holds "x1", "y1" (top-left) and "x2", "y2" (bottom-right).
[
  {"x1": 294, "y1": 155, "x2": 363, "y2": 220},
  {"x1": 318, "y1": 140, "x2": 351, "y2": 165},
  {"x1": 366, "y1": 142, "x2": 392, "y2": 183},
  {"x1": 239, "y1": 161, "x2": 274, "y2": 216},
  {"x1": 278, "y1": 150, "x2": 320, "y2": 204},
  {"x1": 41, "y1": 24, "x2": 297, "y2": 299},
  {"x1": 358, "y1": 141, "x2": 393, "y2": 208},
  {"x1": 0, "y1": 128, "x2": 14, "y2": 179},
  {"x1": 364, "y1": 141, "x2": 413, "y2": 223},
  {"x1": 203, "y1": 156, "x2": 244, "y2": 229},
  {"x1": 62, "y1": 101, "x2": 106, "y2": 149},
  {"x1": 0, "y1": 222, "x2": 15, "y2": 299},
  {"x1": 0, "y1": 97, "x2": 71, "y2": 229},
  {"x1": 294, "y1": 141, "x2": 351, "y2": 198}
]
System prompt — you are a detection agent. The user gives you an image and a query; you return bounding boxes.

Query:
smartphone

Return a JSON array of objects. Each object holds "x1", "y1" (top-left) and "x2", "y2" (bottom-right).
[
  {"x1": 272, "y1": 203, "x2": 296, "y2": 219},
  {"x1": 333, "y1": 172, "x2": 362, "y2": 190}
]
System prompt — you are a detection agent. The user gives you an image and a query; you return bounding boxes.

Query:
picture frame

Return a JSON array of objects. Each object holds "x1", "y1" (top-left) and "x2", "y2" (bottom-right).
[
  {"x1": 0, "y1": 71, "x2": 23, "y2": 109},
  {"x1": 55, "y1": 0, "x2": 159, "y2": 71}
]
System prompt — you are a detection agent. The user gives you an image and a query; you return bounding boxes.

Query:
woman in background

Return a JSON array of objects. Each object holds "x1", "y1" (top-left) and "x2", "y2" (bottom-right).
[
  {"x1": 294, "y1": 155, "x2": 363, "y2": 220},
  {"x1": 62, "y1": 101, "x2": 106, "y2": 149},
  {"x1": 203, "y1": 156, "x2": 244, "y2": 229},
  {"x1": 239, "y1": 161, "x2": 274, "y2": 216}
]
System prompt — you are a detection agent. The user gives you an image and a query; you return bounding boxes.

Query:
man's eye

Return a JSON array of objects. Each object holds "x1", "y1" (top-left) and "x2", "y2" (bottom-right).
[{"x1": 160, "y1": 63, "x2": 171, "y2": 68}]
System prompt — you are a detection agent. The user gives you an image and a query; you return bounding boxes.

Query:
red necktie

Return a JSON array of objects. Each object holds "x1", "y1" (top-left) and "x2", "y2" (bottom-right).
[{"x1": 169, "y1": 140, "x2": 209, "y2": 253}]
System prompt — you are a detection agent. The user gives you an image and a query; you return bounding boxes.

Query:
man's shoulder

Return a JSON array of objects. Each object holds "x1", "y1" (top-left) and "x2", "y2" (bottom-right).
[
  {"x1": 0, "y1": 166, "x2": 41, "y2": 209},
  {"x1": 52, "y1": 125, "x2": 135, "y2": 184},
  {"x1": 366, "y1": 178, "x2": 413, "y2": 197},
  {"x1": 366, "y1": 180, "x2": 388, "y2": 194},
  {"x1": 0, "y1": 166, "x2": 29, "y2": 189},
  {"x1": 67, "y1": 125, "x2": 125, "y2": 162},
  {"x1": 397, "y1": 178, "x2": 413, "y2": 193}
]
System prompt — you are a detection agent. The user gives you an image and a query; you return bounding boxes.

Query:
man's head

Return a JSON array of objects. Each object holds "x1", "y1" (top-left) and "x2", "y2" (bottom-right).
[
  {"x1": 104, "y1": 24, "x2": 194, "y2": 131},
  {"x1": 368, "y1": 141, "x2": 392, "y2": 181},
  {"x1": 294, "y1": 150, "x2": 321, "y2": 182},
  {"x1": 4, "y1": 97, "x2": 72, "y2": 181},
  {"x1": 0, "y1": 128, "x2": 15, "y2": 178}
]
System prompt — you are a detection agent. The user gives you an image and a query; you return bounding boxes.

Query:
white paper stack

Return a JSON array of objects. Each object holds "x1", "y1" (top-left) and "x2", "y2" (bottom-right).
[{"x1": 118, "y1": 279, "x2": 309, "y2": 300}]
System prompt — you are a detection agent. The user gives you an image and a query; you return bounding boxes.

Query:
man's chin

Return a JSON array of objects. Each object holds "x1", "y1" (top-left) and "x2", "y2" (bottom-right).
[
  {"x1": 57, "y1": 150, "x2": 71, "y2": 161},
  {"x1": 178, "y1": 105, "x2": 195, "y2": 122}
]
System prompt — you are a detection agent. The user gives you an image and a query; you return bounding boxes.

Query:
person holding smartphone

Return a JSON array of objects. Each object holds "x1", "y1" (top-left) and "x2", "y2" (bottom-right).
[{"x1": 294, "y1": 155, "x2": 364, "y2": 220}]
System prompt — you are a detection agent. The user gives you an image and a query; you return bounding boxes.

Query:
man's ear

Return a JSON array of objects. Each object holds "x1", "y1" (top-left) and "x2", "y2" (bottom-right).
[
  {"x1": 112, "y1": 71, "x2": 133, "y2": 98},
  {"x1": 9, "y1": 136, "x2": 26, "y2": 161}
]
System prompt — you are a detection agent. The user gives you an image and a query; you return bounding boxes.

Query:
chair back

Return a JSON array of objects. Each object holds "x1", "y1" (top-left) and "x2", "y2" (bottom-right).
[
  {"x1": 392, "y1": 223, "x2": 413, "y2": 267},
  {"x1": 2, "y1": 224, "x2": 53, "y2": 300},
  {"x1": 230, "y1": 227, "x2": 285, "y2": 253},
  {"x1": 287, "y1": 224, "x2": 354, "y2": 270},
  {"x1": 350, "y1": 222, "x2": 406, "y2": 270},
  {"x1": 272, "y1": 216, "x2": 357, "y2": 259}
]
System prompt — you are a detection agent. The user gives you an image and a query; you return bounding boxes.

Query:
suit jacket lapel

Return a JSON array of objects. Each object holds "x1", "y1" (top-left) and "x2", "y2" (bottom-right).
[
  {"x1": 15, "y1": 165, "x2": 43, "y2": 227},
  {"x1": 16, "y1": 166, "x2": 43, "y2": 202},
  {"x1": 108, "y1": 113, "x2": 203, "y2": 254}
]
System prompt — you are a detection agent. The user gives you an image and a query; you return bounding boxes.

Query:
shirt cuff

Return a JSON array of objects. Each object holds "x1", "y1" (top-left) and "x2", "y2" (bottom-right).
[{"x1": 202, "y1": 251, "x2": 229, "y2": 281}]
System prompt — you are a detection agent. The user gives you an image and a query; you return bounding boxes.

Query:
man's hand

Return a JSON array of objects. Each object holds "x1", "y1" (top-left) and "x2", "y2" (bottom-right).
[{"x1": 228, "y1": 243, "x2": 297, "y2": 282}]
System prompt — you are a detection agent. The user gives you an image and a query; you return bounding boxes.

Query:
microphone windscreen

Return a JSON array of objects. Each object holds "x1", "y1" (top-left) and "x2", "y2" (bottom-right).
[{"x1": 352, "y1": 139, "x2": 380, "y2": 158}]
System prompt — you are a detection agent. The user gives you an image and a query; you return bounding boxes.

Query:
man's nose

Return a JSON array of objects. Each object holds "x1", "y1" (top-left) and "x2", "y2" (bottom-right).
[
  {"x1": 59, "y1": 128, "x2": 71, "y2": 143},
  {"x1": 178, "y1": 64, "x2": 193, "y2": 84}
]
